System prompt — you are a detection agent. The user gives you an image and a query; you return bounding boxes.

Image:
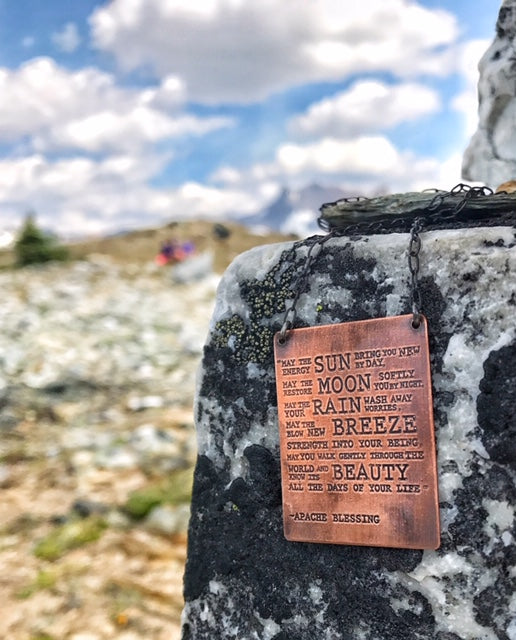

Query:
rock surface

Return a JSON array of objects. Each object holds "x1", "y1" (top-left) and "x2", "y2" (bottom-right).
[
  {"x1": 0, "y1": 256, "x2": 217, "y2": 640},
  {"x1": 463, "y1": 0, "x2": 516, "y2": 187},
  {"x1": 183, "y1": 226, "x2": 516, "y2": 639}
]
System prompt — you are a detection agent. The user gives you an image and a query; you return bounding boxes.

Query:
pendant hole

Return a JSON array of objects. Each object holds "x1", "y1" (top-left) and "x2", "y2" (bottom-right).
[
  {"x1": 411, "y1": 315, "x2": 421, "y2": 330},
  {"x1": 277, "y1": 335, "x2": 287, "y2": 346}
]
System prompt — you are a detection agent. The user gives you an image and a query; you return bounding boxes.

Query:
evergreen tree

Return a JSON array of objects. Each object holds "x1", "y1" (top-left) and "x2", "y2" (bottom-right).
[{"x1": 14, "y1": 214, "x2": 68, "y2": 267}]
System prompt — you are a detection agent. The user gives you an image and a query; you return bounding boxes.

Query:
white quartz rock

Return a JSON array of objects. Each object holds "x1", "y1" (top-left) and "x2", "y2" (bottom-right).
[{"x1": 463, "y1": 0, "x2": 516, "y2": 187}]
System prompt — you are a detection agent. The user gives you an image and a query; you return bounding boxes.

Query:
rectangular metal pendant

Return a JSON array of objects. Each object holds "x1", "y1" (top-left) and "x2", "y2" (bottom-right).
[{"x1": 274, "y1": 314, "x2": 440, "y2": 549}]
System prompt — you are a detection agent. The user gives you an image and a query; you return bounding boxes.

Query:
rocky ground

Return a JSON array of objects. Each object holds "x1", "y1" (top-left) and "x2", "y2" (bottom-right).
[{"x1": 0, "y1": 253, "x2": 220, "y2": 640}]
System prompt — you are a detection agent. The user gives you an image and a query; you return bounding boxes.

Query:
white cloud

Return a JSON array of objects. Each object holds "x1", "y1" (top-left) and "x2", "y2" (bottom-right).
[
  {"x1": 276, "y1": 136, "x2": 402, "y2": 176},
  {"x1": 212, "y1": 132, "x2": 464, "y2": 198},
  {"x1": 52, "y1": 22, "x2": 81, "y2": 53},
  {"x1": 210, "y1": 166, "x2": 242, "y2": 185},
  {"x1": 451, "y1": 39, "x2": 490, "y2": 137},
  {"x1": 0, "y1": 154, "x2": 268, "y2": 237},
  {"x1": 0, "y1": 58, "x2": 232, "y2": 153},
  {"x1": 89, "y1": 0, "x2": 458, "y2": 104},
  {"x1": 280, "y1": 208, "x2": 318, "y2": 236},
  {"x1": 219, "y1": 135, "x2": 423, "y2": 184},
  {"x1": 44, "y1": 109, "x2": 230, "y2": 153},
  {"x1": 0, "y1": 58, "x2": 241, "y2": 236},
  {"x1": 289, "y1": 80, "x2": 441, "y2": 139}
]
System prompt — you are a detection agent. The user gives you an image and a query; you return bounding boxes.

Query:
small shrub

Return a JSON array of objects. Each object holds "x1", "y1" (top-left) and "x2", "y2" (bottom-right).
[{"x1": 14, "y1": 214, "x2": 69, "y2": 267}]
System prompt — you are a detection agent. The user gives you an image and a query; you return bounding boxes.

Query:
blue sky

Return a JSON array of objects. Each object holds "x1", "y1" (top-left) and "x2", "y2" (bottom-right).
[{"x1": 0, "y1": 0, "x2": 502, "y2": 237}]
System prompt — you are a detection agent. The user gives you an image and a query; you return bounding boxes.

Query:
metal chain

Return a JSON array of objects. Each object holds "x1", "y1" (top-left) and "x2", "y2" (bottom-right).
[
  {"x1": 279, "y1": 183, "x2": 505, "y2": 341},
  {"x1": 426, "y1": 183, "x2": 494, "y2": 215},
  {"x1": 318, "y1": 182, "x2": 509, "y2": 235},
  {"x1": 278, "y1": 231, "x2": 336, "y2": 343},
  {"x1": 279, "y1": 219, "x2": 428, "y2": 341},
  {"x1": 408, "y1": 218, "x2": 424, "y2": 329}
]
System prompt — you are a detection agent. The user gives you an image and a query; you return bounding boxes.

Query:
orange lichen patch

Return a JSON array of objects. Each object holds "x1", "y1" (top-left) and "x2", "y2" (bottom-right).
[
  {"x1": 115, "y1": 611, "x2": 129, "y2": 627},
  {"x1": 495, "y1": 180, "x2": 516, "y2": 193}
]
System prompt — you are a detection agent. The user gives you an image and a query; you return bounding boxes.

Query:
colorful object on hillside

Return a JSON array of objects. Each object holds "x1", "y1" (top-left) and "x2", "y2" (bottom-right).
[{"x1": 155, "y1": 240, "x2": 195, "y2": 265}]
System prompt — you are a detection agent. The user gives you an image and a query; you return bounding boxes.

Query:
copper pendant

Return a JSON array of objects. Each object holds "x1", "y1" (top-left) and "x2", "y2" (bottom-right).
[{"x1": 274, "y1": 314, "x2": 440, "y2": 549}]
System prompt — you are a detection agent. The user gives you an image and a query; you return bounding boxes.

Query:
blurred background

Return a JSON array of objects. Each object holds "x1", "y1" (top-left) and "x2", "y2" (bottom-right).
[{"x1": 0, "y1": 1, "x2": 501, "y2": 638}]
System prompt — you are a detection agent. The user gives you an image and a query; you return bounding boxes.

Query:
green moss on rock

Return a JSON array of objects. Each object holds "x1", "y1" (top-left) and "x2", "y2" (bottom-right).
[
  {"x1": 16, "y1": 569, "x2": 59, "y2": 599},
  {"x1": 124, "y1": 466, "x2": 194, "y2": 519},
  {"x1": 210, "y1": 246, "x2": 301, "y2": 364},
  {"x1": 34, "y1": 516, "x2": 107, "y2": 561}
]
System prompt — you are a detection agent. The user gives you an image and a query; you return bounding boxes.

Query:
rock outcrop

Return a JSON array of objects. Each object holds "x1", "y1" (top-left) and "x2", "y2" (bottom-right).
[
  {"x1": 463, "y1": 0, "x2": 516, "y2": 187},
  {"x1": 183, "y1": 223, "x2": 516, "y2": 639}
]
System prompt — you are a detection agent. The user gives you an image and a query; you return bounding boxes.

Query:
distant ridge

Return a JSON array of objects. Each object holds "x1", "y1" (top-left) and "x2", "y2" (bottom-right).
[{"x1": 244, "y1": 183, "x2": 350, "y2": 233}]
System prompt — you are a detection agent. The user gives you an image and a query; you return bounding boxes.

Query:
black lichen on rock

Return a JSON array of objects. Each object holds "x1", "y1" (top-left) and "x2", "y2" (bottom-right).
[
  {"x1": 314, "y1": 242, "x2": 394, "y2": 322},
  {"x1": 477, "y1": 339, "x2": 516, "y2": 469},
  {"x1": 184, "y1": 452, "x2": 429, "y2": 640}
]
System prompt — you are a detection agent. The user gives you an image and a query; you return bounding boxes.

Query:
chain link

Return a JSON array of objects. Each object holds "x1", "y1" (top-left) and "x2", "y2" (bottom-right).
[
  {"x1": 408, "y1": 218, "x2": 424, "y2": 328},
  {"x1": 278, "y1": 231, "x2": 336, "y2": 343},
  {"x1": 427, "y1": 183, "x2": 495, "y2": 216}
]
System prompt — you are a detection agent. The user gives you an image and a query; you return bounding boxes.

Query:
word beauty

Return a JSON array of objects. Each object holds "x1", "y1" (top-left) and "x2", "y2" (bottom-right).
[{"x1": 274, "y1": 314, "x2": 440, "y2": 550}]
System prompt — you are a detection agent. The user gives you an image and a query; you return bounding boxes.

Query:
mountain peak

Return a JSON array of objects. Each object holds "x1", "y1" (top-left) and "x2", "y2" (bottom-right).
[{"x1": 244, "y1": 184, "x2": 350, "y2": 234}]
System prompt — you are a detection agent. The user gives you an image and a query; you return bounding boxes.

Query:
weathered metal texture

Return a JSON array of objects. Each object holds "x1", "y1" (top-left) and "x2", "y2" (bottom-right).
[{"x1": 274, "y1": 315, "x2": 439, "y2": 550}]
